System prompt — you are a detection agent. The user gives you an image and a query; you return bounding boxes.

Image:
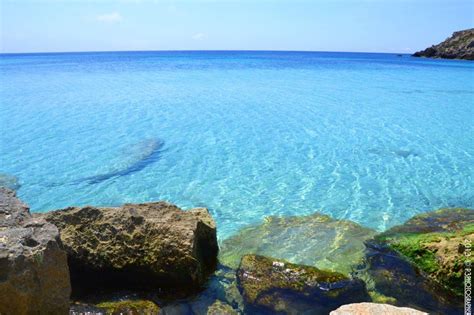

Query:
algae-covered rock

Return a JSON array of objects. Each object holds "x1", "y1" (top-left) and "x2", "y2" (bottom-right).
[
  {"x1": 206, "y1": 300, "x2": 239, "y2": 315},
  {"x1": 377, "y1": 208, "x2": 474, "y2": 297},
  {"x1": 71, "y1": 299, "x2": 160, "y2": 315},
  {"x1": 357, "y1": 240, "x2": 463, "y2": 314},
  {"x1": 42, "y1": 201, "x2": 218, "y2": 297},
  {"x1": 330, "y1": 302, "x2": 428, "y2": 315},
  {"x1": 96, "y1": 299, "x2": 160, "y2": 315},
  {"x1": 0, "y1": 187, "x2": 71, "y2": 315},
  {"x1": 220, "y1": 212, "x2": 376, "y2": 274},
  {"x1": 384, "y1": 208, "x2": 474, "y2": 234},
  {"x1": 237, "y1": 254, "x2": 370, "y2": 314}
]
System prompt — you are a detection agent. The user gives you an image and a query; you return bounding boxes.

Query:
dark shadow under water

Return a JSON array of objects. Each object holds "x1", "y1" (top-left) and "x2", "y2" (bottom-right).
[{"x1": 46, "y1": 138, "x2": 165, "y2": 187}]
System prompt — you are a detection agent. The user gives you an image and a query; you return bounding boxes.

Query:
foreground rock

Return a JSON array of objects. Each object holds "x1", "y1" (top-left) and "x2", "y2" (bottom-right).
[
  {"x1": 71, "y1": 299, "x2": 160, "y2": 315},
  {"x1": 237, "y1": 254, "x2": 370, "y2": 314},
  {"x1": 352, "y1": 208, "x2": 472, "y2": 314},
  {"x1": 330, "y1": 302, "x2": 428, "y2": 315},
  {"x1": 220, "y1": 212, "x2": 375, "y2": 274},
  {"x1": 0, "y1": 188, "x2": 71, "y2": 314},
  {"x1": 413, "y1": 28, "x2": 474, "y2": 60},
  {"x1": 42, "y1": 202, "x2": 218, "y2": 297},
  {"x1": 96, "y1": 299, "x2": 160, "y2": 314},
  {"x1": 377, "y1": 208, "x2": 473, "y2": 297}
]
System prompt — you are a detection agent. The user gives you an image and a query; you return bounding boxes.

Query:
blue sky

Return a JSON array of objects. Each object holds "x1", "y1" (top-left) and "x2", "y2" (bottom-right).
[{"x1": 1, "y1": 0, "x2": 473, "y2": 53}]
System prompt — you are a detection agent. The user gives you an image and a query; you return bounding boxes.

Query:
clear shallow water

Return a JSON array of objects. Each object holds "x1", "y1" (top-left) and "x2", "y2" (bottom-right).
[{"x1": 1, "y1": 51, "x2": 473, "y2": 239}]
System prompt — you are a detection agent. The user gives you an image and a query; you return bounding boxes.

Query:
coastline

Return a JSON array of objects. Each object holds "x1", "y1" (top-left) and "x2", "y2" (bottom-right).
[{"x1": 1, "y1": 187, "x2": 471, "y2": 314}]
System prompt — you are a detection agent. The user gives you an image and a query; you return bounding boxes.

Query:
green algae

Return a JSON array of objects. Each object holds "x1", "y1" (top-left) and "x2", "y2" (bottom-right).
[
  {"x1": 237, "y1": 254, "x2": 370, "y2": 314},
  {"x1": 377, "y1": 209, "x2": 474, "y2": 297},
  {"x1": 368, "y1": 291, "x2": 397, "y2": 304},
  {"x1": 96, "y1": 299, "x2": 160, "y2": 315},
  {"x1": 239, "y1": 254, "x2": 349, "y2": 303}
]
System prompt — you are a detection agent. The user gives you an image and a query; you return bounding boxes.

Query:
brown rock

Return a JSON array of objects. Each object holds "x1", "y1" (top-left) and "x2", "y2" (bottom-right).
[
  {"x1": 237, "y1": 254, "x2": 370, "y2": 314},
  {"x1": 42, "y1": 202, "x2": 218, "y2": 297},
  {"x1": 0, "y1": 187, "x2": 71, "y2": 315}
]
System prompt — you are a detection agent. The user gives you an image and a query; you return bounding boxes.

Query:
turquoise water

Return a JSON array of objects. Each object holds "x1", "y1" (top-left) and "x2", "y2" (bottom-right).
[{"x1": 1, "y1": 51, "x2": 473, "y2": 239}]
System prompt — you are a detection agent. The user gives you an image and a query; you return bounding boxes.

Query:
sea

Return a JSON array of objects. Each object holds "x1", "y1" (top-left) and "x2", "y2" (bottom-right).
[{"x1": 1, "y1": 51, "x2": 473, "y2": 239}]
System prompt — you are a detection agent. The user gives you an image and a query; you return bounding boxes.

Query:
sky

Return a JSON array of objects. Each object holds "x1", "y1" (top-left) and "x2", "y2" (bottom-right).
[{"x1": 1, "y1": 0, "x2": 473, "y2": 54}]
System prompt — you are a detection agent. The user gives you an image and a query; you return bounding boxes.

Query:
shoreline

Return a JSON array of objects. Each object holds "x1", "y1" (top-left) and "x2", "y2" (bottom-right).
[{"x1": 1, "y1": 187, "x2": 471, "y2": 314}]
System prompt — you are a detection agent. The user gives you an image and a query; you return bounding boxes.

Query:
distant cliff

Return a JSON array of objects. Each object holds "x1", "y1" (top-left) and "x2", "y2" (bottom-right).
[{"x1": 413, "y1": 29, "x2": 474, "y2": 60}]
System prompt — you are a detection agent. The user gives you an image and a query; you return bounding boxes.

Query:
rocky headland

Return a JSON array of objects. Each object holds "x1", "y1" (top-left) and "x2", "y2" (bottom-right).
[
  {"x1": 413, "y1": 28, "x2": 474, "y2": 60},
  {"x1": 0, "y1": 186, "x2": 471, "y2": 314}
]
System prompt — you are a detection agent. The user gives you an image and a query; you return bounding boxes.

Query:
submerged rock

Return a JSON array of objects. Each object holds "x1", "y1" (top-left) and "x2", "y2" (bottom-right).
[
  {"x1": 330, "y1": 302, "x2": 428, "y2": 315},
  {"x1": 376, "y1": 208, "x2": 473, "y2": 297},
  {"x1": 42, "y1": 202, "x2": 218, "y2": 298},
  {"x1": 353, "y1": 208, "x2": 473, "y2": 314},
  {"x1": 413, "y1": 28, "x2": 474, "y2": 60},
  {"x1": 356, "y1": 241, "x2": 462, "y2": 314},
  {"x1": 0, "y1": 187, "x2": 71, "y2": 314},
  {"x1": 206, "y1": 300, "x2": 239, "y2": 315},
  {"x1": 220, "y1": 212, "x2": 376, "y2": 274},
  {"x1": 155, "y1": 264, "x2": 244, "y2": 315},
  {"x1": 237, "y1": 254, "x2": 370, "y2": 314},
  {"x1": 0, "y1": 173, "x2": 20, "y2": 191}
]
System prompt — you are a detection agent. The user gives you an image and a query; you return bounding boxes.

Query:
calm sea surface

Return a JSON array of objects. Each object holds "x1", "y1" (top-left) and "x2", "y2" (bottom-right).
[{"x1": 1, "y1": 51, "x2": 473, "y2": 239}]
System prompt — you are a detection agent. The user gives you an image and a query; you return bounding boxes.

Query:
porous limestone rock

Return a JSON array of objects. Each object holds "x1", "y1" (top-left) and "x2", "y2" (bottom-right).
[
  {"x1": 0, "y1": 187, "x2": 71, "y2": 315},
  {"x1": 42, "y1": 201, "x2": 218, "y2": 297}
]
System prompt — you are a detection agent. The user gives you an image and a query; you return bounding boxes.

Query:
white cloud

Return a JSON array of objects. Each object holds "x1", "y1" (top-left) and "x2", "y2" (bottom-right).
[
  {"x1": 96, "y1": 12, "x2": 123, "y2": 23},
  {"x1": 192, "y1": 33, "x2": 206, "y2": 41}
]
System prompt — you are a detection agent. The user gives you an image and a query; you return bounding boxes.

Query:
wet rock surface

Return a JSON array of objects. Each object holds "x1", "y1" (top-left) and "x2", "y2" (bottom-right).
[
  {"x1": 155, "y1": 265, "x2": 244, "y2": 314},
  {"x1": 413, "y1": 28, "x2": 474, "y2": 60},
  {"x1": 220, "y1": 212, "x2": 376, "y2": 274},
  {"x1": 329, "y1": 302, "x2": 428, "y2": 315},
  {"x1": 355, "y1": 241, "x2": 463, "y2": 315},
  {"x1": 376, "y1": 208, "x2": 473, "y2": 297},
  {"x1": 351, "y1": 208, "x2": 473, "y2": 314},
  {"x1": 0, "y1": 187, "x2": 71, "y2": 314},
  {"x1": 383, "y1": 207, "x2": 474, "y2": 234},
  {"x1": 96, "y1": 299, "x2": 160, "y2": 314},
  {"x1": 41, "y1": 202, "x2": 218, "y2": 298},
  {"x1": 237, "y1": 254, "x2": 370, "y2": 314}
]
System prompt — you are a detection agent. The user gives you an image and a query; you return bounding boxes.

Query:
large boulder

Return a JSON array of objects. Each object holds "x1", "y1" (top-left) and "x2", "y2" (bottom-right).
[
  {"x1": 220, "y1": 213, "x2": 375, "y2": 274},
  {"x1": 237, "y1": 254, "x2": 370, "y2": 314},
  {"x1": 42, "y1": 202, "x2": 218, "y2": 297},
  {"x1": 330, "y1": 303, "x2": 428, "y2": 315},
  {"x1": 0, "y1": 187, "x2": 71, "y2": 314}
]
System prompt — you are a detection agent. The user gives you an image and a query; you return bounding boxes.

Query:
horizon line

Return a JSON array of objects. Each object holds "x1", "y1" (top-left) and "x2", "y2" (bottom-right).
[{"x1": 0, "y1": 49, "x2": 413, "y2": 56}]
